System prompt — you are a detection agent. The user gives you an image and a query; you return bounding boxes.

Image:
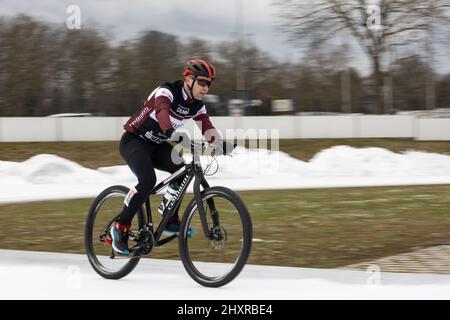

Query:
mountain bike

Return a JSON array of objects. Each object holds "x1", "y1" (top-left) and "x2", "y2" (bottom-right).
[{"x1": 84, "y1": 141, "x2": 253, "y2": 288}]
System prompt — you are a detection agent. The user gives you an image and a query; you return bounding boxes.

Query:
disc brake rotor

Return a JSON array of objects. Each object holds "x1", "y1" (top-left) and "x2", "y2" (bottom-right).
[{"x1": 210, "y1": 226, "x2": 227, "y2": 249}]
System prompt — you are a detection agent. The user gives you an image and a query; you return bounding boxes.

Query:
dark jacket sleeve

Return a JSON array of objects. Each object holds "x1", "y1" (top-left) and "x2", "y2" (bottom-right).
[{"x1": 154, "y1": 96, "x2": 174, "y2": 135}]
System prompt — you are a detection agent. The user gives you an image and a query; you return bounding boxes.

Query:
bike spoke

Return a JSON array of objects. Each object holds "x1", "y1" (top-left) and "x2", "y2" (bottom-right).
[
  {"x1": 183, "y1": 194, "x2": 247, "y2": 281},
  {"x1": 85, "y1": 186, "x2": 145, "y2": 279}
]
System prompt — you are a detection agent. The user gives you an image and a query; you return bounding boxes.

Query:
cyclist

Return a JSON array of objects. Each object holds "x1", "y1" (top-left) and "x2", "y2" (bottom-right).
[{"x1": 110, "y1": 59, "x2": 230, "y2": 255}]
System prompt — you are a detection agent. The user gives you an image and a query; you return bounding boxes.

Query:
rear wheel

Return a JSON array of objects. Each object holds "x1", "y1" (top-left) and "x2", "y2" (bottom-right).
[
  {"x1": 179, "y1": 186, "x2": 252, "y2": 287},
  {"x1": 84, "y1": 185, "x2": 144, "y2": 279}
]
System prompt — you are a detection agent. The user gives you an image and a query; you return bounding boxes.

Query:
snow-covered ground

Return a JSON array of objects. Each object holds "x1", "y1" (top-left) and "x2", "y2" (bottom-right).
[
  {"x1": 2, "y1": 249, "x2": 450, "y2": 300},
  {"x1": 1, "y1": 146, "x2": 450, "y2": 299},
  {"x1": 1, "y1": 146, "x2": 450, "y2": 204}
]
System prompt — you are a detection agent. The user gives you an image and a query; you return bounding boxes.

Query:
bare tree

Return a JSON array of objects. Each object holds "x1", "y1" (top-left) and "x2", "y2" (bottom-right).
[
  {"x1": 179, "y1": 37, "x2": 213, "y2": 62},
  {"x1": 275, "y1": 0, "x2": 450, "y2": 113},
  {"x1": 0, "y1": 15, "x2": 56, "y2": 116}
]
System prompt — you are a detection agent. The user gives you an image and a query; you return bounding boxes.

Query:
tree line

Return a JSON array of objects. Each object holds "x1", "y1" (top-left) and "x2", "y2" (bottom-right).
[{"x1": 0, "y1": 14, "x2": 449, "y2": 117}]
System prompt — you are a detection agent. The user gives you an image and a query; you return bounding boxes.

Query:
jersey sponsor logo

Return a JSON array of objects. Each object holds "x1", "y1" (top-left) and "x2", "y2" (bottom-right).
[
  {"x1": 124, "y1": 187, "x2": 138, "y2": 207},
  {"x1": 176, "y1": 105, "x2": 190, "y2": 115},
  {"x1": 130, "y1": 106, "x2": 151, "y2": 127},
  {"x1": 144, "y1": 130, "x2": 166, "y2": 143}
]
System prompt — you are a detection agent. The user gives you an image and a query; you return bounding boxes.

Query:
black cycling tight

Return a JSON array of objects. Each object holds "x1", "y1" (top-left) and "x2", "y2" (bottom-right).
[{"x1": 115, "y1": 132, "x2": 185, "y2": 225}]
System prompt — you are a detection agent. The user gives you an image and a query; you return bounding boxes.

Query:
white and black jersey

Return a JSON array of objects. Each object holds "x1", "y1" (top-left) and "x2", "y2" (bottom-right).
[{"x1": 124, "y1": 80, "x2": 215, "y2": 144}]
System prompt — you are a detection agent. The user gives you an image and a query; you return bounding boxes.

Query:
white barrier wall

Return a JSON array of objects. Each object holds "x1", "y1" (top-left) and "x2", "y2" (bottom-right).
[
  {"x1": 239, "y1": 116, "x2": 297, "y2": 139},
  {"x1": 416, "y1": 119, "x2": 450, "y2": 141},
  {"x1": 57, "y1": 117, "x2": 127, "y2": 141},
  {"x1": 298, "y1": 116, "x2": 355, "y2": 138},
  {"x1": 0, "y1": 117, "x2": 58, "y2": 142},
  {"x1": 357, "y1": 115, "x2": 415, "y2": 138},
  {"x1": 0, "y1": 116, "x2": 449, "y2": 142}
]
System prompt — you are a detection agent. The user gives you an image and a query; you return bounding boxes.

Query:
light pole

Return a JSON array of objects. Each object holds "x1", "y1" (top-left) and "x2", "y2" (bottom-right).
[
  {"x1": 235, "y1": 0, "x2": 246, "y2": 100},
  {"x1": 425, "y1": 3, "x2": 436, "y2": 111}
]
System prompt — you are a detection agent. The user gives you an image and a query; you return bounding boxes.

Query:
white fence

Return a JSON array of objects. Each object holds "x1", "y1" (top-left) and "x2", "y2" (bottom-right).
[{"x1": 0, "y1": 115, "x2": 449, "y2": 142}]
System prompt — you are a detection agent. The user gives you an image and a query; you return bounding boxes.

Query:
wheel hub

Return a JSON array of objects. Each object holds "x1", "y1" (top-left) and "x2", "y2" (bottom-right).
[{"x1": 210, "y1": 226, "x2": 227, "y2": 249}]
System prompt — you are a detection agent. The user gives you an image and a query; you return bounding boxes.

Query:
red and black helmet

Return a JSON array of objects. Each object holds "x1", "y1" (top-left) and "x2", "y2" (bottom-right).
[{"x1": 182, "y1": 59, "x2": 216, "y2": 80}]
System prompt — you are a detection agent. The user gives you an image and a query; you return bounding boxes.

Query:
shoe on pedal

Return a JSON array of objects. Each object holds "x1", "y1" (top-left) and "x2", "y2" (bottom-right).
[
  {"x1": 110, "y1": 222, "x2": 131, "y2": 255},
  {"x1": 162, "y1": 216, "x2": 194, "y2": 238}
]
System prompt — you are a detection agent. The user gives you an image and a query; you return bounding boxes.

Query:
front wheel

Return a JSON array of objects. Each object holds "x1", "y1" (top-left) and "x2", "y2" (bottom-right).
[{"x1": 179, "y1": 186, "x2": 252, "y2": 287}]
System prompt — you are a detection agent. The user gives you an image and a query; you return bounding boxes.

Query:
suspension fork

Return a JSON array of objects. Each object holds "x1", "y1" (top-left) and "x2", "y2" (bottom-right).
[{"x1": 193, "y1": 167, "x2": 220, "y2": 238}]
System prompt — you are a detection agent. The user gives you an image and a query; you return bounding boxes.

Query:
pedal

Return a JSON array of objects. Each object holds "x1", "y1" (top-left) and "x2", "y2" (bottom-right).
[{"x1": 103, "y1": 236, "x2": 112, "y2": 245}]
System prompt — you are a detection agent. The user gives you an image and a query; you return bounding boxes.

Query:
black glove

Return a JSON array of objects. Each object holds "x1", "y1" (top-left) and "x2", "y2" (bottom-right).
[
  {"x1": 214, "y1": 140, "x2": 236, "y2": 156},
  {"x1": 165, "y1": 128, "x2": 175, "y2": 140}
]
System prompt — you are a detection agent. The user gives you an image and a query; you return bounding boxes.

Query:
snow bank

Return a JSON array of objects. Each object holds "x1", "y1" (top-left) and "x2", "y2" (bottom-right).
[{"x1": 1, "y1": 146, "x2": 450, "y2": 204}]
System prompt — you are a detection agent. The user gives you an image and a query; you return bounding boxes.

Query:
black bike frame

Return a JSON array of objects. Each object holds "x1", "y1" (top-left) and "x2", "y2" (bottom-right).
[{"x1": 144, "y1": 142, "x2": 216, "y2": 247}]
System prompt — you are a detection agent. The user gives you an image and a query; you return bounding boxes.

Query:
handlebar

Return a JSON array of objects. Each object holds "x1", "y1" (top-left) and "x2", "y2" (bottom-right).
[
  {"x1": 171, "y1": 133, "x2": 236, "y2": 159},
  {"x1": 190, "y1": 141, "x2": 209, "y2": 154}
]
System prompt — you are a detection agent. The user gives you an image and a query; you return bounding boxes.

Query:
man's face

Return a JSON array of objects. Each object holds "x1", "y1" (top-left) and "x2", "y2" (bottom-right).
[{"x1": 185, "y1": 76, "x2": 212, "y2": 100}]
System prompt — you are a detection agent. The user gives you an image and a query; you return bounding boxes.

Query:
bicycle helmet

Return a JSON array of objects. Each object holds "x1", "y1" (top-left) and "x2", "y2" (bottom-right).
[{"x1": 182, "y1": 59, "x2": 216, "y2": 80}]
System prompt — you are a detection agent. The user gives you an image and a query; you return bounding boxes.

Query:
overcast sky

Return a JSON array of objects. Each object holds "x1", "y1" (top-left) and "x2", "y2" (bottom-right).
[
  {"x1": 0, "y1": 1, "x2": 299, "y2": 57},
  {"x1": 0, "y1": 1, "x2": 448, "y2": 76},
  {"x1": 0, "y1": 0, "x2": 372, "y2": 72}
]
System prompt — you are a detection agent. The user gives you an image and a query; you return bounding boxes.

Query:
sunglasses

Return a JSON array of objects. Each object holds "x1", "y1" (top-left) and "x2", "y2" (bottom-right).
[{"x1": 194, "y1": 77, "x2": 212, "y2": 88}]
